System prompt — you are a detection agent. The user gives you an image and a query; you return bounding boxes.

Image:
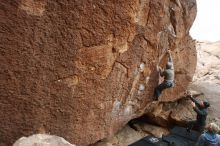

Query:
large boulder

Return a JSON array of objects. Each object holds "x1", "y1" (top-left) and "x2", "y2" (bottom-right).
[
  {"x1": 92, "y1": 125, "x2": 148, "y2": 146},
  {"x1": 142, "y1": 97, "x2": 196, "y2": 127},
  {"x1": 0, "y1": 0, "x2": 197, "y2": 145},
  {"x1": 92, "y1": 122, "x2": 169, "y2": 146},
  {"x1": 13, "y1": 134, "x2": 75, "y2": 146},
  {"x1": 135, "y1": 123, "x2": 169, "y2": 138}
]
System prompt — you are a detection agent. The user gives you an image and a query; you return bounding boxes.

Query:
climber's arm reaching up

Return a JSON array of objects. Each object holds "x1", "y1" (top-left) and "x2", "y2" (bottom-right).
[{"x1": 167, "y1": 50, "x2": 173, "y2": 63}]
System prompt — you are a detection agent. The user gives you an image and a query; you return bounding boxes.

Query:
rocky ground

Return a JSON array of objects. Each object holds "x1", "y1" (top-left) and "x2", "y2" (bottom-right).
[{"x1": 190, "y1": 41, "x2": 220, "y2": 123}]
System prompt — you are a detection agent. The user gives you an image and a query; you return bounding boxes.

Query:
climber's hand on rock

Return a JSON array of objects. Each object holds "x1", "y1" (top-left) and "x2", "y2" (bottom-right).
[
  {"x1": 185, "y1": 90, "x2": 192, "y2": 97},
  {"x1": 184, "y1": 91, "x2": 189, "y2": 96},
  {"x1": 158, "y1": 66, "x2": 162, "y2": 72},
  {"x1": 156, "y1": 65, "x2": 160, "y2": 71}
]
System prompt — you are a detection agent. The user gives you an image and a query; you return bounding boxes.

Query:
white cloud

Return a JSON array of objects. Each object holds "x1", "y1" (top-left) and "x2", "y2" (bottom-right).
[{"x1": 190, "y1": 0, "x2": 220, "y2": 42}]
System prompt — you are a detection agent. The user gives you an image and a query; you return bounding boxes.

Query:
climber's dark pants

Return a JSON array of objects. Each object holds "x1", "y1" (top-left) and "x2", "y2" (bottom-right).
[
  {"x1": 187, "y1": 120, "x2": 204, "y2": 133},
  {"x1": 154, "y1": 81, "x2": 173, "y2": 100}
]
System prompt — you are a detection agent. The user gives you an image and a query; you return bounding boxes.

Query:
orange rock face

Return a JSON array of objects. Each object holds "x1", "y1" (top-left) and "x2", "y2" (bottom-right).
[{"x1": 0, "y1": 0, "x2": 197, "y2": 145}]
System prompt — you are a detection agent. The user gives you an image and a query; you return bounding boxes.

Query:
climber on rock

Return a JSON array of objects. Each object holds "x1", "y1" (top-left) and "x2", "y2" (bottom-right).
[
  {"x1": 153, "y1": 49, "x2": 174, "y2": 101},
  {"x1": 186, "y1": 92, "x2": 210, "y2": 133}
]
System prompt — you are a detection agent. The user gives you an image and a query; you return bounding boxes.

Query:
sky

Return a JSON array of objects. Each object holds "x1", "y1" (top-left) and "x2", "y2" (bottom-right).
[{"x1": 190, "y1": 0, "x2": 220, "y2": 42}]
